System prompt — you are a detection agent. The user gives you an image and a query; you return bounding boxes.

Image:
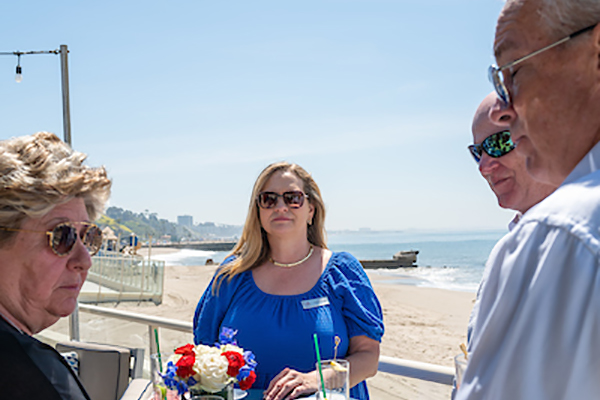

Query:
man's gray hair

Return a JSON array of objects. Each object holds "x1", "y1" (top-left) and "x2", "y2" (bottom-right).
[{"x1": 538, "y1": 0, "x2": 600, "y2": 38}]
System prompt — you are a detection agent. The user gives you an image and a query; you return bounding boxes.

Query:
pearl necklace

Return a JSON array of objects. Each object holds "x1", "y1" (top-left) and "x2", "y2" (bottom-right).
[{"x1": 270, "y1": 245, "x2": 314, "y2": 268}]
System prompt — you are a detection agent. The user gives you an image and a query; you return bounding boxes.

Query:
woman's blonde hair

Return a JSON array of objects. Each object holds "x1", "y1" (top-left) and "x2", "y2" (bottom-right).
[
  {"x1": 0, "y1": 132, "x2": 112, "y2": 247},
  {"x1": 216, "y1": 161, "x2": 327, "y2": 286}
]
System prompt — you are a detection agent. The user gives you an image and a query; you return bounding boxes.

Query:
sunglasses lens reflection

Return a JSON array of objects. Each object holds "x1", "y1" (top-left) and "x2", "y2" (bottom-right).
[
  {"x1": 489, "y1": 66, "x2": 510, "y2": 105},
  {"x1": 52, "y1": 224, "x2": 78, "y2": 255},
  {"x1": 468, "y1": 145, "x2": 482, "y2": 163},
  {"x1": 483, "y1": 131, "x2": 514, "y2": 158},
  {"x1": 258, "y1": 191, "x2": 305, "y2": 209},
  {"x1": 51, "y1": 223, "x2": 103, "y2": 256},
  {"x1": 258, "y1": 193, "x2": 277, "y2": 208},
  {"x1": 469, "y1": 131, "x2": 514, "y2": 163},
  {"x1": 283, "y1": 192, "x2": 304, "y2": 207},
  {"x1": 84, "y1": 226, "x2": 103, "y2": 256}
]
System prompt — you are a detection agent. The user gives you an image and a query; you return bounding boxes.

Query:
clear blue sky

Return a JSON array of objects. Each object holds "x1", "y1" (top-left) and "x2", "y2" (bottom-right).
[{"x1": 0, "y1": 0, "x2": 511, "y2": 231}]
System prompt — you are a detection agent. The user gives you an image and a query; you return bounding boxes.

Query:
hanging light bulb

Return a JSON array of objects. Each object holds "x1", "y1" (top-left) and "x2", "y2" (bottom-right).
[
  {"x1": 15, "y1": 66, "x2": 22, "y2": 83},
  {"x1": 15, "y1": 54, "x2": 22, "y2": 83}
]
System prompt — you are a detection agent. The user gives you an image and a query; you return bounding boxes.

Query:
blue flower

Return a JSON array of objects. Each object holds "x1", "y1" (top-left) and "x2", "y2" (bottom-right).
[
  {"x1": 236, "y1": 365, "x2": 253, "y2": 381},
  {"x1": 186, "y1": 376, "x2": 198, "y2": 387},
  {"x1": 162, "y1": 362, "x2": 189, "y2": 395},
  {"x1": 243, "y1": 351, "x2": 257, "y2": 369},
  {"x1": 163, "y1": 361, "x2": 178, "y2": 380},
  {"x1": 219, "y1": 326, "x2": 238, "y2": 345}
]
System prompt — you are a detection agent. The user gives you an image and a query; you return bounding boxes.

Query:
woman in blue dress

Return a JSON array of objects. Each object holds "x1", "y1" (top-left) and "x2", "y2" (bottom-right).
[{"x1": 193, "y1": 162, "x2": 384, "y2": 400}]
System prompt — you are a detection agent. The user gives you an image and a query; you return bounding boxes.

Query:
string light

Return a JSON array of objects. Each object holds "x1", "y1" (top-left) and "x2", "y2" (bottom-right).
[
  {"x1": 15, "y1": 54, "x2": 22, "y2": 83},
  {"x1": 0, "y1": 46, "x2": 72, "y2": 147},
  {"x1": 1, "y1": 49, "x2": 62, "y2": 84}
]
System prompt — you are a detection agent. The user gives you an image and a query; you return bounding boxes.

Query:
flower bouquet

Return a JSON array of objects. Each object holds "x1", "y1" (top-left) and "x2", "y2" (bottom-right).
[{"x1": 153, "y1": 327, "x2": 257, "y2": 400}]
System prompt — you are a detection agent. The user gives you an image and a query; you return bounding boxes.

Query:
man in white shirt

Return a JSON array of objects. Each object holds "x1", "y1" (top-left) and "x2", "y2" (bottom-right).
[{"x1": 457, "y1": 1, "x2": 600, "y2": 399}]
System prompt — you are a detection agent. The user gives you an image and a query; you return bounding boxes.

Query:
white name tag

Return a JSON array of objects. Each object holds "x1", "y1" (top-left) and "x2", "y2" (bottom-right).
[{"x1": 302, "y1": 297, "x2": 330, "y2": 310}]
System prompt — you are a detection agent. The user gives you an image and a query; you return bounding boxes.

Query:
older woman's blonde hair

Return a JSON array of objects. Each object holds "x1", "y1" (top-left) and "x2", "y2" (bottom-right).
[
  {"x1": 216, "y1": 161, "x2": 327, "y2": 286},
  {"x1": 0, "y1": 132, "x2": 112, "y2": 247}
]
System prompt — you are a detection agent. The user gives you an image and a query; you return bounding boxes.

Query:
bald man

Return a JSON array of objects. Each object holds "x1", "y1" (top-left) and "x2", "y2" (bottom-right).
[
  {"x1": 463, "y1": 93, "x2": 557, "y2": 351},
  {"x1": 470, "y1": 92, "x2": 556, "y2": 227}
]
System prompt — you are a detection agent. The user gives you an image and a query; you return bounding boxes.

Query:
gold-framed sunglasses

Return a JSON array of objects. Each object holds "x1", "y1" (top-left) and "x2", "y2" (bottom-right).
[{"x1": 0, "y1": 222, "x2": 103, "y2": 257}]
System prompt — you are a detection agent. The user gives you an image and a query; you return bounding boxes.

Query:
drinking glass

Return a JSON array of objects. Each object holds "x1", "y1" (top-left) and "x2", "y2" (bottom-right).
[
  {"x1": 454, "y1": 353, "x2": 468, "y2": 389},
  {"x1": 315, "y1": 359, "x2": 349, "y2": 400}
]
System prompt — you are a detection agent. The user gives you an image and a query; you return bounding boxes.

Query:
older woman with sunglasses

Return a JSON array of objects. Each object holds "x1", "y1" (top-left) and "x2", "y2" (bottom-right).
[
  {"x1": 194, "y1": 162, "x2": 383, "y2": 400},
  {"x1": 0, "y1": 132, "x2": 111, "y2": 399}
]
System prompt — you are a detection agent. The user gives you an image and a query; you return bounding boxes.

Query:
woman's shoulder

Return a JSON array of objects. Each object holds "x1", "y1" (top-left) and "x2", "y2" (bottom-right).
[
  {"x1": 221, "y1": 254, "x2": 237, "y2": 266},
  {"x1": 328, "y1": 251, "x2": 362, "y2": 270},
  {"x1": 208, "y1": 256, "x2": 251, "y2": 292},
  {"x1": 325, "y1": 251, "x2": 370, "y2": 282}
]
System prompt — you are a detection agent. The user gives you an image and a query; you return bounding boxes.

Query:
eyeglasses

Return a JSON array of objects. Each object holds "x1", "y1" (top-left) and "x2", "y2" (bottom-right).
[
  {"x1": 0, "y1": 222, "x2": 103, "y2": 257},
  {"x1": 256, "y1": 191, "x2": 308, "y2": 209},
  {"x1": 489, "y1": 23, "x2": 598, "y2": 105},
  {"x1": 468, "y1": 130, "x2": 515, "y2": 163}
]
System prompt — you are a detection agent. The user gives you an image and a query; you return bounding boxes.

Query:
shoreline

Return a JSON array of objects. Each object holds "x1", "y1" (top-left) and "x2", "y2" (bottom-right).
[{"x1": 138, "y1": 247, "x2": 480, "y2": 294}]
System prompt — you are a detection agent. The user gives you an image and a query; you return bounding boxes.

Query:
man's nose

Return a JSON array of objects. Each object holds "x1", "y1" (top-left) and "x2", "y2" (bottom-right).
[
  {"x1": 489, "y1": 97, "x2": 516, "y2": 126},
  {"x1": 479, "y1": 153, "x2": 499, "y2": 175}
]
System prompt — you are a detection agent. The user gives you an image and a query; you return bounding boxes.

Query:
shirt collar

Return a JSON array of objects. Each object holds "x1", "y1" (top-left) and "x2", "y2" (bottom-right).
[
  {"x1": 508, "y1": 212, "x2": 523, "y2": 231},
  {"x1": 0, "y1": 311, "x2": 26, "y2": 335},
  {"x1": 563, "y1": 140, "x2": 600, "y2": 186}
]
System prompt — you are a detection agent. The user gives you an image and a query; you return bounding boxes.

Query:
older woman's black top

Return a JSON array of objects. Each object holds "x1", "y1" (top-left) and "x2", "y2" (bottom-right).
[{"x1": 0, "y1": 316, "x2": 90, "y2": 400}]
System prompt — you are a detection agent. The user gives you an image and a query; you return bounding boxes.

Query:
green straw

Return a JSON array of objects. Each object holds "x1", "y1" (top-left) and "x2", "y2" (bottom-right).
[
  {"x1": 154, "y1": 328, "x2": 163, "y2": 373},
  {"x1": 313, "y1": 333, "x2": 328, "y2": 400}
]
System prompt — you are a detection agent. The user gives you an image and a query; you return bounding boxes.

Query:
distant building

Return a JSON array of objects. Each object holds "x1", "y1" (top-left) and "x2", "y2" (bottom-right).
[{"x1": 177, "y1": 215, "x2": 193, "y2": 227}]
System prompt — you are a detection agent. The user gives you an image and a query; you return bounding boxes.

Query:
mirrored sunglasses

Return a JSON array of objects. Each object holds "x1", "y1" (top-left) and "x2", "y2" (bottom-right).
[
  {"x1": 0, "y1": 222, "x2": 103, "y2": 257},
  {"x1": 468, "y1": 131, "x2": 515, "y2": 163},
  {"x1": 256, "y1": 191, "x2": 307, "y2": 209}
]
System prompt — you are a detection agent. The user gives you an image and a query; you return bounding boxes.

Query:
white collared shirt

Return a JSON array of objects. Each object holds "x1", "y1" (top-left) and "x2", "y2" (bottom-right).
[{"x1": 457, "y1": 141, "x2": 600, "y2": 400}]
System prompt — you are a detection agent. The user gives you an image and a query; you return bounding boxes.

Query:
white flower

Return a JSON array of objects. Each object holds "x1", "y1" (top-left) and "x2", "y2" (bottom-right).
[
  {"x1": 193, "y1": 344, "x2": 216, "y2": 358},
  {"x1": 194, "y1": 350, "x2": 231, "y2": 392},
  {"x1": 219, "y1": 344, "x2": 244, "y2": 355}
]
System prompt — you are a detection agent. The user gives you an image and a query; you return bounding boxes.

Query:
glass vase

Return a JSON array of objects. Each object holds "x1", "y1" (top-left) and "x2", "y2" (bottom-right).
[{"x1": 189, "y1": 383, "x2": 233, "y2": 400}]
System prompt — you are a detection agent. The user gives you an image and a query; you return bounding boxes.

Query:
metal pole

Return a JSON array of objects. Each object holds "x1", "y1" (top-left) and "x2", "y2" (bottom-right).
[
  {"x1": 69, "y1": 306, "x2": 80, "y2": 341},
  {"x1": 60, "y1": 44, "x2": 79, "y2": 339},
  {"x1": 59, "y1": 44, "x2": 72, "y2": 146},
  {"x1": 2, "y1": 46, "x2": 79, "y2": 338}
]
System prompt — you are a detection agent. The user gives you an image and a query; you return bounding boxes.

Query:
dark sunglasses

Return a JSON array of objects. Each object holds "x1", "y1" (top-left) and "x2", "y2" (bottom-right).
[
  {"x1": 0, "y1": 222, "x2": 103, "y2": 257},
  {"x1": 256, "y1": 191, "x2": 308, "y2": 209},
  {"x1": 468, "y1": 131, "x2": 515, "y2": 163}
]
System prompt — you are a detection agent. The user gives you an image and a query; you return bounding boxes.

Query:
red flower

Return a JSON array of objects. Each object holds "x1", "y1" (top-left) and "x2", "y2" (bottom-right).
[
  {"x1": 174, "y1": 343, "x2": 195, "y2": 356},
  {"x1": 222, "y1": 351, "x2": 245, "y2": 377},
  {"x1": 175, "y1": 354, "x2": 196, "y2": 379},
  {"x1": 238, "y1": 370, "x2": 256, "y2": 391}
]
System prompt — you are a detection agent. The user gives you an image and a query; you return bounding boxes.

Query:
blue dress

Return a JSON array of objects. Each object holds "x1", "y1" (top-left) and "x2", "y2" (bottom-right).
[{"x1": 193, "y1": 252, "x2": 384, "y2": 400}]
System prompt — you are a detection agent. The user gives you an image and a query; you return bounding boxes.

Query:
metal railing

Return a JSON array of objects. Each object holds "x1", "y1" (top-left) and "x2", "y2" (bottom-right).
[
  {"x1": 82, "y1": 254, "x2": 165, "y2": 305},
  {"x1": 77, "y1": 304, "x2": 455, "y2": 386}
]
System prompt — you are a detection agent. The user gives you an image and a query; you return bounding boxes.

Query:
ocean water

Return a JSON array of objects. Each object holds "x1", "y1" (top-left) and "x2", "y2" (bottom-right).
[
  {"x1": 150, "y1": 230, "x2": 507, "y2": 293},
  {"x1": 328, "y1": 230, "x2": 506, "y2": 292}
]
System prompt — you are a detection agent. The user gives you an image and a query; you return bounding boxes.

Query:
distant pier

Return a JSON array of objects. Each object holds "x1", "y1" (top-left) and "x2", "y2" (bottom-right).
[{"x1": 147, "y1": 240, "x2": 237, "y2": 251}]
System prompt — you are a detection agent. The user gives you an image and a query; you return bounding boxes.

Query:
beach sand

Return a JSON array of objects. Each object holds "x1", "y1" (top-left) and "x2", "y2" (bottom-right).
[{"x1": 52, "y1": 248, "x2": 475, "y2": 399}]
